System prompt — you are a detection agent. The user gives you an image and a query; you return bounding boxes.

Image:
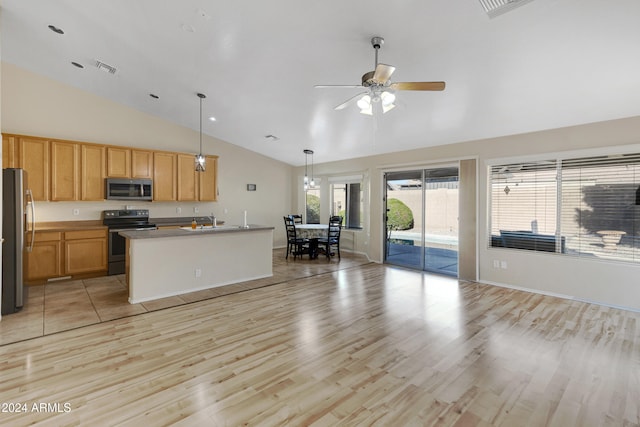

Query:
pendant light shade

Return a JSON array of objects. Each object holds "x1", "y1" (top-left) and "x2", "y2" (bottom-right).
[
  {"x1": 303, "y1": 149, "x2": 314, "y2": 190},
  {"x1": 195, "y1": 93, "x2": 206, "y2": 172}
]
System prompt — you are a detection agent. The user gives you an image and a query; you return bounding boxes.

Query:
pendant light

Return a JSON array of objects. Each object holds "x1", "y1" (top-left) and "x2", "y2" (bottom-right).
[
  {"x1": 303, "y1": 149, "x2": 314, "y2": 190},
  {"x1": 195, "y1": 93, "x2": 206, "y2": 172}
]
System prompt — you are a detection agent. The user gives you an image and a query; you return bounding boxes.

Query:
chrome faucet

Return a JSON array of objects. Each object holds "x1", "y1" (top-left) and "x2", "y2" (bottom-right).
[{"x1": 208, "y1": 213, "x2": 217, "y2": 228}]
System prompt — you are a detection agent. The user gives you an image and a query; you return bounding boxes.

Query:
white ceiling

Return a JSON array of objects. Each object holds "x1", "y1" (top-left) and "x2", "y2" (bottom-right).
[{"x1": 2, "y1": 0, "x2": 640, "y2": 166}]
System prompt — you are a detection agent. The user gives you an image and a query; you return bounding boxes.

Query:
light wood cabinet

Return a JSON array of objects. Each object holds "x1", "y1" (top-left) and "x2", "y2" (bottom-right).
[
  {"x1": 81, "y1": 144, "x2": 106, "y2": 200},
  {"x1": 131, "y1": 149, "x2": 154, "y2": 179},
  {"x1": 107, "y1": 146, "x2": 131, "y2": 178},
  {"x1": 50, "y1": 140, "x2": 80, "y2": 201},
  {"x1": 177, "y1": 154, "x2": 198, "y2": 201},
  {"x1": 2, "y1": 134, "x2": 218, "y2": 203},
  {"x1": 25, "y1": 228, "x2": 107, "y2": 283},
  {"x1": 178, "y1": 154, "x2": 218, "y2": 201},
  {"x1": 25, "y1": 232, "x2": 63, "y2": 282},
  {"x1": 2, "y1": 135, "x2": 18, "y2": 168},
  {"x1": 199, "y1": 155, "x2": 218, "y2": 201},
  {"x1": 18, "y1": 136, "x2": 50, "y2": 201},
  {"x1": 64, "y1": 229, "x2": 108, "y2": 275},
  {"x1": 153, "y1": 152, "x2": 177, "y2": 201}
]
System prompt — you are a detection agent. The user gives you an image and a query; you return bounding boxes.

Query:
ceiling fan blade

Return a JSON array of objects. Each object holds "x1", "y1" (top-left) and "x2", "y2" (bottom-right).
[
  {"x1": 372, "y1": 64, "x2": 395, "y2": 84},
  {"x1": 334, "y1": 91, "x2": 368, "y2": 110},
  {"x1": 390, "y1": 81, "x2": 446, "y2": 91},
  {"x1": 315, "y1": 84, "x2": 363, "y2": 89}
]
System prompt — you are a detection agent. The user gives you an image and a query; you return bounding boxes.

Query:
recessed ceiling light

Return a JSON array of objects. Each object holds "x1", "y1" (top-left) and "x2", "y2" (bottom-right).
[
  {"x1": 208, "y1": 116, "x2": 216, "y2": 122},
  {"x1": 264, "y1": 135, "x2": 280, "y2": 142},
  {"x1": 149, "y1": 94, "x2": 159, "y2": 99},
  {"x1": 197, "y1": 9, "x2": 212, "y2": 20},
  {"x1": 71, "y1": 62, "x2": 84, "y2": 69},
  {"x1": 48, "y1": 25, "x2": 64, "y2": 34}
]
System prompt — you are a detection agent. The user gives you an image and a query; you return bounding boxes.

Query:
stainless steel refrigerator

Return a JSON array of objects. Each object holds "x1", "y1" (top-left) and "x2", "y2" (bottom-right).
[{"x1": 2, "y1": 168, "x2": 35, "y2": 315}]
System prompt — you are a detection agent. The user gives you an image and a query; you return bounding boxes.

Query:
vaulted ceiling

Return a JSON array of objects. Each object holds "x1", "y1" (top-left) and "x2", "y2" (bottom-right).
[{"x1": 2, "y1": 0, "x2": 640, "y2": 166}]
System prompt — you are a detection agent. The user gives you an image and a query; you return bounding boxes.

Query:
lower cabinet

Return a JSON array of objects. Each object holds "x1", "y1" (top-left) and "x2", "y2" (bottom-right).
[
  {"x1": 25, "y1": 228, "x2": 108, "y2": 283},
  {"x1": 64, "y1": 230, "x2": 108, "y2": 275},
  {"x1": 25, "y1": 232, "x2": 63, "y2": 281}
]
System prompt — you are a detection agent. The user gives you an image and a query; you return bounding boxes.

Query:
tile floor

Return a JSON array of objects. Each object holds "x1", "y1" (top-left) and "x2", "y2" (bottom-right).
[{"x1": 0, "y1": 248, "x2": 372, "y2": 346}]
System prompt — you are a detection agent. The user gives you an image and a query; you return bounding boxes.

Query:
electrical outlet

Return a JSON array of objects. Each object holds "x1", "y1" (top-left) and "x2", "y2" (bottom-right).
[
  {"x1": 176, "y1": 207, "x2": 182, "y2": 214},
  {"x1": 194, "y1": 207, "x2": 199, "y2": 214},
  {"x1": 500, "y1": 260, "x2": 508, "y2": 269},
  {"x1": 195, "y1": 268, "x2": 202, "y2": 278},
  {"x1": 493, "y1": 260, "x2": 500, "y2": 268},
  {"x1": 223, "y1": 208, "x2": 228, "y2": 214},
  {"x1": 73, "y1": 209, "x2": 80, "y2": 216}
]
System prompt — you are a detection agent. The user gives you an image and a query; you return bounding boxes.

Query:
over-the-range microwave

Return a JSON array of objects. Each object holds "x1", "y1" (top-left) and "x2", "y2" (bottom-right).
[{"x1": 105, "y1": 178, "x2": 153, "y2": 201}]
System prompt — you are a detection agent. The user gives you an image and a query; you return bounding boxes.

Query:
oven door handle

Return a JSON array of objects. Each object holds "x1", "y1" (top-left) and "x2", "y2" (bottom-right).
[{"x1": 109, "y1": 227, "x2": 157, "y2": 232}]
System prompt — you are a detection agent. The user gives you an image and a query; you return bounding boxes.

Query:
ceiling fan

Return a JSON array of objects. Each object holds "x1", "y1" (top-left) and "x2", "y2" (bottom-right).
[{"x1": 315, "y1": 36, "x2": 445, "y2": 115}]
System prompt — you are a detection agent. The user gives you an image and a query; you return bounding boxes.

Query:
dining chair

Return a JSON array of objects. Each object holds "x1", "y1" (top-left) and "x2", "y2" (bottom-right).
[
  {"x1": 319, "y1": 215, "x2": 342, "y2": 260},
  {"x1": 290, "y1": 214, "x2": 303, "y2": 224},
  {"x1": 283, "y1": 216, "x2": 308, "y2": 259}
]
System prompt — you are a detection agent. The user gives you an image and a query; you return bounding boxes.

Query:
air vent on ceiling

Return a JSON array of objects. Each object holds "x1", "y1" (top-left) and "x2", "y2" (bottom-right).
[
  {"x1": 478, "y1": 0, "x2": 535, "y2": 18},
  {"x1": 95, "y1": 60, "x2": 117, "y2": 74}
]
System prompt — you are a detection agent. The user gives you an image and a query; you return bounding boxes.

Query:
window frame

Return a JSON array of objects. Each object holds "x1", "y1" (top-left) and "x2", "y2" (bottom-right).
[
  {"x1": 488, "y1": 149, "x2": 640, "y2": 263},
  {"x1": 329, "y1": 175, "x2": 364, "y2": 230}
]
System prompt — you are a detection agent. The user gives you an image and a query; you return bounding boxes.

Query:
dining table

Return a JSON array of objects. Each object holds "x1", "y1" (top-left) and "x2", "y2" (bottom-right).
[{"x1": 295, "y1": 223, "x2": 328, "y2": 259}]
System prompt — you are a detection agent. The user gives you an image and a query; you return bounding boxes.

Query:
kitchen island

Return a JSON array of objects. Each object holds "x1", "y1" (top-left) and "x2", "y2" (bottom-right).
[{"x1": 119, "y1": 225, "x2": 274, "y2": 303}]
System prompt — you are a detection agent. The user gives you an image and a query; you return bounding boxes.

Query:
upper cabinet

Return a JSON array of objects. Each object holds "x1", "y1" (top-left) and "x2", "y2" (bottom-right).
[
  {"x1": 131, "y1": 149, "x2": 154, "y2": 179},
  {"x1": 2, "y1": 135, "x2": 18, "y2": 168},
  {"x1": 50, "y1": 140, "x2": 80, "y2": 201},
  {"x1": 153, "y1": 152, "x2": 177, "y2": 201},
  {"x1": 178, "y1": 154, "x2": 218, "y2": 201},
  {"x1": 81, "y1": 144, "x2": 106, "y2": 201},
  {"x1": 177, "y1": 154, "x2": 198, "y2": 201},
  {"x1": 106, "y1": 146, "x2": 131, "y2": 178},
  {"x1": 18, "y1": 136, "x2": 50, "y2": 201},
  {"x1": 2, "y1": 134, "x2": 217, "y2": 203},
  {"x1": 107, "y1": 147, "x2": 153, "y2": 179},
  {"x1": 199, "y1": 155, "x2": 218, "y2": 201}
]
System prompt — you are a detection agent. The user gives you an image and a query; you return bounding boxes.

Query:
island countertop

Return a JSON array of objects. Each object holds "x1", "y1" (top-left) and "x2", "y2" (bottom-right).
[
  {"x1": 119, "y1": 224, "x2": 274, "y2": 239},
  {"x1": 124, "y1": 225, "x2": 274, "y2": 303}
]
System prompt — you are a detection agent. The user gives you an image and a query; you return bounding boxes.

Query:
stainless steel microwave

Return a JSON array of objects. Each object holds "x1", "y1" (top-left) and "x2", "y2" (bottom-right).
[{"x1": 105, "y1": 178, "x2": 153, "y2": 201}]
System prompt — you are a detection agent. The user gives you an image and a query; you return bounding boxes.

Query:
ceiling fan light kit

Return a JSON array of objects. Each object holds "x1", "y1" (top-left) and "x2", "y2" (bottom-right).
[{"x1": 316, "y1": 36, "x2": 445, "y2": 116}]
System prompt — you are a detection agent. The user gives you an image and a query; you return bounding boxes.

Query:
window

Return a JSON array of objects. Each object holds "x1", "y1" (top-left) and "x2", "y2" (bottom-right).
[
  {"x1": 489, "y1": 153, "x2": 640, "y2": 262},
  {"x1": 331, "y1": 181, "x2": 363, "y2": 229},
  {"x1": 305, "y1": 187, "x2": 320, "y2": 224}
]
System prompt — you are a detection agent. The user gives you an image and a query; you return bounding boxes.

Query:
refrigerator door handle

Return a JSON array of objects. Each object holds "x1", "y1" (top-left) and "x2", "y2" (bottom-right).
[{"x1": 26, "y1": 189, "x2": 35, "y2": 252}]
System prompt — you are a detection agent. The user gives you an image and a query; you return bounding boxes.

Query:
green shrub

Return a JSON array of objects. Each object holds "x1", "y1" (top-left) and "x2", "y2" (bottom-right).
[
  {"x1": 306, "y1": 193, "x2": 320, "y2": 223},
  {"x1": 387, "y1": 198, "x2": 414, "y2": 230}
]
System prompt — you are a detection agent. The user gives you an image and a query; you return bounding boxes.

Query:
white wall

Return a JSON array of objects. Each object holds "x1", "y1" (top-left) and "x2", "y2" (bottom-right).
[
  {"x1": 301, "y1": 116, "x2": 640, "y2": 311},
  {"x1": 0, "y1": 63, "x2": 293, "y2": 247}
]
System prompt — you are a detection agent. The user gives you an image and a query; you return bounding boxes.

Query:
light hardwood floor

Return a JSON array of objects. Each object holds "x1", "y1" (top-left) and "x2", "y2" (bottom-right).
[
  {"x1": 0, "y1": 249, "x2": 371, "y2": 346},
  {"x1": 1, "y1": 249, "x2": 639, "y2": 426}
]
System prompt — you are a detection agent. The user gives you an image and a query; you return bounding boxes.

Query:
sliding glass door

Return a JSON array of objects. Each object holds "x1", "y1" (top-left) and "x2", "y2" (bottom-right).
[{"x1": 384, "y1": 166, "x2": 459, "y2": 276}]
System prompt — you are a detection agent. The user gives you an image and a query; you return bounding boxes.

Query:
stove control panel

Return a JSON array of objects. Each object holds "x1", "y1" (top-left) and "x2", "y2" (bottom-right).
[{"x1": 103, "y1": 209, "x2": 150, "y2": 219}]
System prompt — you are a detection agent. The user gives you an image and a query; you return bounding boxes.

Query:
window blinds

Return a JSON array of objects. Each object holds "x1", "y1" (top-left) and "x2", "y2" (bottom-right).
[
  {"x1": 560, "y1": 154, "x2": 640, "y2": 261},
  {"x1": 490, "y1": 154, "x2": 640, "y2": 262},
  {"x1": 490, "y1": 160, "x2": 558, "y2": 237}
]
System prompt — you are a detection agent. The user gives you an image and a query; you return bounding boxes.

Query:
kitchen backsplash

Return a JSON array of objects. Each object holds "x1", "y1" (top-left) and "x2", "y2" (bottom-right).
[{"x1": 35, "y1": 201, "x2": 220, "y2": 222}]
